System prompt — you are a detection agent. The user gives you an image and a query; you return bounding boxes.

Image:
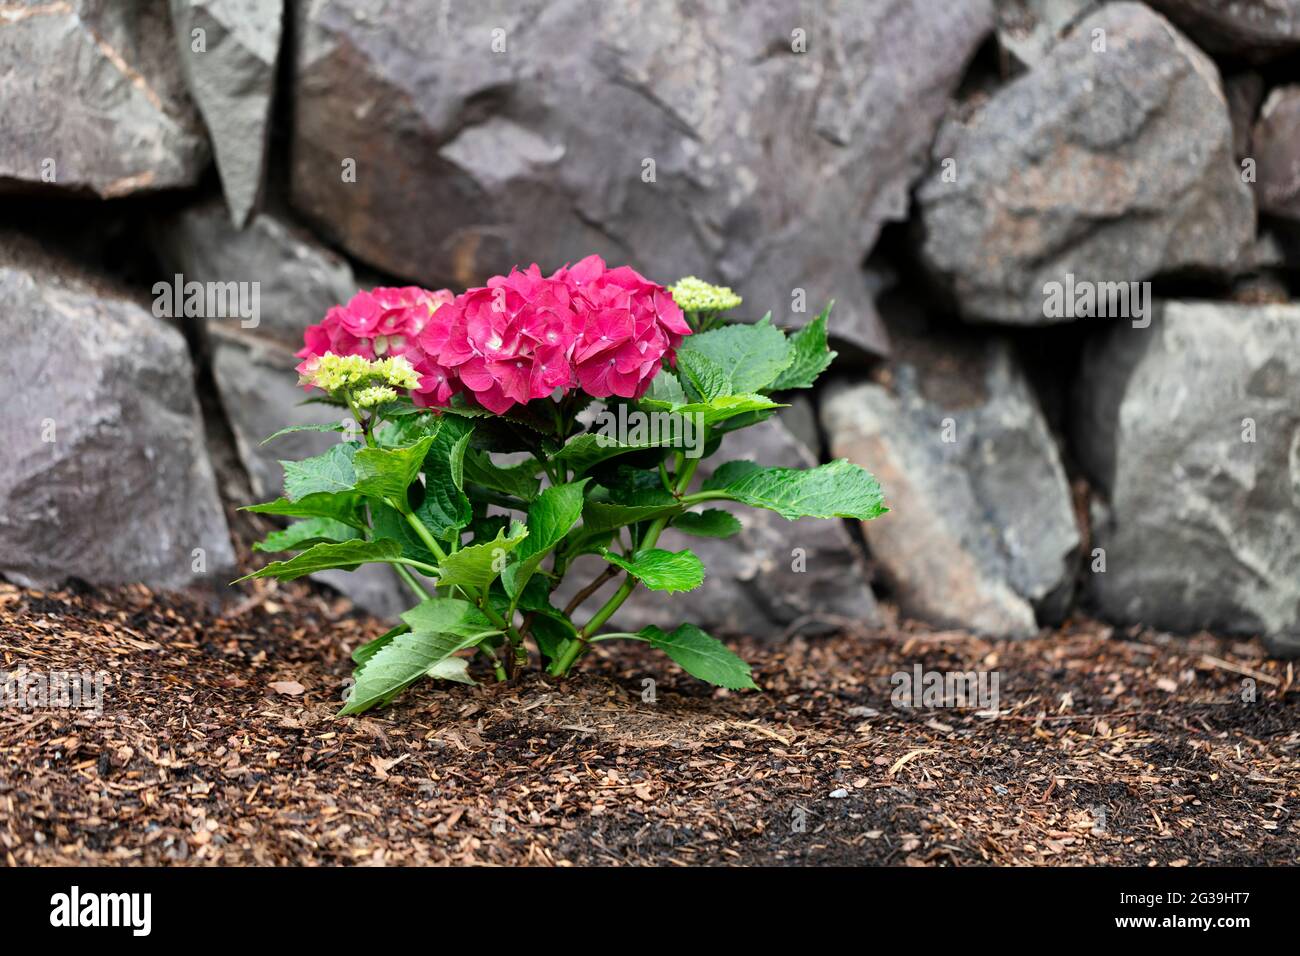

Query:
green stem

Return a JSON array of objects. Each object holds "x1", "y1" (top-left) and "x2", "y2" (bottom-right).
[
  {"x1": 478, "y1": 642, "x2": 508, "y2": 682},
  {"x1": 403, "y1": 511, "x2": 448, "y2": 564},
  {"x1": 394, "y1": 563, "x2": 432, "y2": 601}
]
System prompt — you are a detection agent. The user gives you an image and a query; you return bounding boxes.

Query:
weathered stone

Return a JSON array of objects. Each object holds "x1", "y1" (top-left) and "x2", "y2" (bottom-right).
[
  {"x1": 169, "y1": 0, "x2": 284, "y2": 225},
  {"x1": 1074, "y1": 301, "x2": 1300, "y2": 650},
  {"x1": 995, "y1": 0, "x2": 1097, "y2": 69},
  {"x1": 0, "y1": 0, "x2": 208, "y2": 197},
  {"x1": 556, "y1": 416, "x2": 880, "y2": 638},
  {"x1": 1224, "y1": 71, "x2": 1264, "y2": 162},
  {"x1": 210, "y1": 337, "x2": 409, "y2": 618},
  {"x1": 919, "y1": 3, "x2": 1254, "y2": 324},
  {"x1": 290, "y1": 0, "x2": 994, "y2": 357},
  {"x1": 822, "y1": 336, "x2": 1079, "y2": 638},
  {"x1": 153, "y1": 199, "x2": 356, "y2": 347},
  {"x1": 0, "y1": 232, "x2": 234, "y2": 590},
  {"x1": 1253, "y1": 85, "x2": 1300, "y2": 221},
  {"x1": 1146, "y1": 0, "x2": 1300, "y2": 59}
]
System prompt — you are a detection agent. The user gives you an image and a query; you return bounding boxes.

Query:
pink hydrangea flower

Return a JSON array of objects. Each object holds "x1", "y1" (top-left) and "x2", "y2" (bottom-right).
[{"x1": 299, "y1": 259, "x2": 689, "y2": 415}]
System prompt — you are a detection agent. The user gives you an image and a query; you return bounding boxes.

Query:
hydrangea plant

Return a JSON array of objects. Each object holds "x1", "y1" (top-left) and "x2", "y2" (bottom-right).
[{"x1": 239, "y1": 256, "x2": 887, "y2": 714}]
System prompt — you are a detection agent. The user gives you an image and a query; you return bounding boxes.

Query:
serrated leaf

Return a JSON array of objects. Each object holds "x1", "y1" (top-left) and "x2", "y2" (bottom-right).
[
  {"x1": 243, "y1": 492, "x2": 366, "y2": 529},
  {"x1": 413, "y1": 419, "x2": 473, "y2": 542},
  {"x1": 253, "y1": 517, "x2": 360, "y2": 553},
  {"x1": 600, "y1": 547, "x2": 705, "y2": 593},
  {"x1": 672, "y1": 393, "x2": 784, "y2": 426},
  {"x1": 235, "y1": 539, "x2": 402, "y2": 583},
  {"x1": 351, "y1": 623, "x2": 409, "y2": 665},
  {"x1": 339, "y1": 597, "x2": 498, "y2": 715},
  {"x1": 353, "y1": 435, "x2": 435, "y2": 510},
  {"x1": 679, "y1": 316, "x2": 792, "y2": 395},
  {"x1": 703, "y1": 459, "x2": 887, "y2": 521},
  {"x1": 260, "y1": 422, "x2": 348, "y2": 445},
  {"x1": 770, "y1": 304, "x2": 836, "y2": 391},
  {"x1": 281, "y1": 443, "x2": 357, "y2": 500},
  {"x1": 371, "y1": 501, "x2": 440, "y2": 566},
  {"x1": 435, "y1": 522, "x2": 529, "y2": 594},
  {"x1": 581, "y1": 478, "x2": 680, "y2": 533},
  {"x1": 554, "y1": 427, "x2": 674, "y2": 476},
  {"x1": 676, "y1": 349, "x2": 729, "y2": 402},
  {"x1": 640, "y1": 370, "x2": 688, "y2": 409},
  {"x1": 463, "y1": 448, "x2": 542, "y2": 502},
  {"x1": 503, "y1": 480, "x2": 588, "y2": 599},
  {"x1": 641, "y1": 623, "x2": 758, "y2": 690},
  {"x1": 671, "y1": 509, "x2": 742, "y2": 538}
]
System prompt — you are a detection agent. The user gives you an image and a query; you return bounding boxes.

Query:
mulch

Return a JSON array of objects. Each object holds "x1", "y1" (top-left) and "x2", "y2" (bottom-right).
[{"x1": 1, "y1": 580, "x2": 1296, "y2": 866}]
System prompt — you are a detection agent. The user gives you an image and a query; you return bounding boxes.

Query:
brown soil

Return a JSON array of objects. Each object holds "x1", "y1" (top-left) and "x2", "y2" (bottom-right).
[{"x1": 1, "y1": 580, "x2": 1296, "y2": 866}]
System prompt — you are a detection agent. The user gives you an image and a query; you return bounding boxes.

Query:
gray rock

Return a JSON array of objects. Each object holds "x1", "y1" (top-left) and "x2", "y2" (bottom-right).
[
  {"x1": 1146, "y1": 0, "x2": 1300, "y2": 59},
  {"x1": 0, "y1": 0, "x2": 209, "y2": 197},
  {"x1": 1074, "y1": 301, "x2": 1300, "y2": 648},
  {"x1": 0, "y1": 232, "x2": 234, "y2": 591},
  {"x1": 919, "y1": 3, "x2": 1254, "y2": 324},
  {"x1": 822, "y1": 336, "x2": 1079, "y2": 638},
  {"x1": 153, "y1": 199, "x2": 356, "y2": 348},
  {"x1": 211, "y1": 337, "x2": 410, "y2": 618},
  {"x1": 1224, "y1": 71, "x2": 1265, "y2": 163},
  {"x1": 994, "y1": 0, "x2": 1097, "y2": 69},
  {"x1": 290, "y1": 0, "x2": 994, "y2": 357},
  {"x1": 1253, "y1": 85, "x2": 1300, "y2": 221},
  {"x1": 556, "y1": 416, "x2": 880, "y2": 638},
  {"x1": 169, "y1": 0, "x2": 284, "y2": 226}
]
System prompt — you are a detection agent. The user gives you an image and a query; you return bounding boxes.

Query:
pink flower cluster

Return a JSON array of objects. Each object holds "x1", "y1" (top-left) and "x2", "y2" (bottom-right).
[{"x1": 298, "y1": 256, "x2": 690, "y2": 414}]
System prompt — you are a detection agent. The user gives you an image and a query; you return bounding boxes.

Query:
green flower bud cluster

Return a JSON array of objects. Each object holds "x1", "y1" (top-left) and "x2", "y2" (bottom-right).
[
  {"x1": 299, "y1": 352, "x2": 422, "y2": 395},
  {"x1": 668, "y1": 276, "x2": 743, "y2": 315}
]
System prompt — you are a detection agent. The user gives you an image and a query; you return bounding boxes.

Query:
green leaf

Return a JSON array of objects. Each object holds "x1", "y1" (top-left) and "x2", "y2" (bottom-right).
[
  {"x1": 243, "y1": 492, "x2": 366, "y2": 529},
  {"x1": 640, "y1": 370, "x2": 689, "y2": 409},
  {"x1": 353, "y1": 435, "x2": 435, "y2": 510},
  {"x1": 679, "y1": 316, "x2": 792, "y2": 395},
  {"x1": 581, "y1": 471, "x2": 680, "y2": 533},
  {"x1": 371, "y1": 502, "x2": 440, "y2": 566},
  {"x1": 672, "y1": 393, "x2": 784, "y2": 426},
  {"x1": 352, "y1": 623, "x2": 410, "y2": 665},
  {"x1": 672, "y1": 509, "x2": 742, "y2": 538},
  {"x1": 235, "y1": 539, "x2": 402, "y2": 583},
  {"x1": 676, "y1": 349, "x2": 730, "y2": 402},
  {"x1": 641, "y1": 623, "x2": 758, "y2": 690},
  {"x1": 339, "y1": 597, "x2": 499, "y2": 715},
  {"x1": 412, "y1": 419, "x2": 473, "y2": 542},
  {"x1": 703, "y1": 459, "x2": 887, "y2": 521},
  {"x1": 770, "y1": 304, "x2": 836, "y2": 391},
  {"x1": 253, "y1": 517, "x2": 360, "y2": 553},
  {"x1": 554, "y1": 428, "x2": 673, "y2": 476},
  {"x1": 599, "y1": 547, "x2": 705, "y2": 593},
  {"x1": 281, "y1": 443, "x2": 357, "y2": 500},
  {"x1": 427, "y1": 656, "x2": 477, "y2": 685},
  {"x1": 260, "y1": 422, "x2": 348, "y2": 445},
  {"x1": 463, "y1": 448, "x2": 542, "y2": 502},
  {"x1": 503, "y1": 480, "x2": 588, "y2": 598},
  {"x1": 435, "y1": 522, "x2": 529, "y2": 593}
]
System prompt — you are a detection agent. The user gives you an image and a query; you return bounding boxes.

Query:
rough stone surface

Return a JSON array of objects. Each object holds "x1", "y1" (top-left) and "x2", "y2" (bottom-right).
[
  {"x1": 822, "y1": 336, "x2": 1079, "y2": 638},
  {"x1": 919, "y1": 2, "x2": 1254, "y2": 324},
  {"x1": 555, "y1": 416, "x2": 880, "y2": 638},
  {"x1": 169, "y1": 0, "x2": 284, "y2": 225},
  {"x1": 210, "y1": 337, "x2": 408, "y2": 618},
  {"x1": 1146, "y1": 0, "x2": 1300, "y2": 59},
  {"x1": 994, "y1": 0, "x2": 1097, "y2": 69},
  {"x1": 0, "y1": 0, "x2": 209, "y2": 197},
  {"x1": 0, "y1": 233, "x2": 235, "y2": 591},
  {"x1": 1074, "y1": 301, "x2": 1300, "y2": 647},
  {"x1": 153, "y1": 199, "x2": 356, "y2": 347},
  {"x1": 1224, "y1": 71, "x2": 1264, "y2": 162},
  {"x1": 290, "y1": 0, "x2": 994, "y2": 357},
  {"x1": 1253, "y1": 85, "x2": 1300, "y2": 221}
]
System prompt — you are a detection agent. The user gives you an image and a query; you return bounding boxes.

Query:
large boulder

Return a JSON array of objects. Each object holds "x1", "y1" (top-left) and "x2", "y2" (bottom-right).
[
  {"x1": 152, "y1": 199, "x2": 356, "y2": 347},
  {"x1": 919, "y1": 2, "x2": 1254, "y2": 324},
  {"x1": 169, "y1": 0, "x2": 284, "y2": 225},
  {"x1": 0, "y1": 0, "x2": 209, "y2": 197},
  {"x1": 1253, "y1": 85, "x2": 1300, "y2": 221},
  {"x1": 0, "y1": 233, "x2": 235, "y2": 590},
  {"x1": 290, "y1": 0, "x2": 994, "y2": 356},
  {"x1": 1146, "y1": 0, "x2": 1300, "y2": 60},
  {"x1": 822, "y1": 335, "x2": 1079, "y2": 638},
  {"x1": 555, "y1": 412, "x2": 880, "y2": 638},
  {"x1": 1074, "y1": 301, "x2": 1300, "y2": 656}
]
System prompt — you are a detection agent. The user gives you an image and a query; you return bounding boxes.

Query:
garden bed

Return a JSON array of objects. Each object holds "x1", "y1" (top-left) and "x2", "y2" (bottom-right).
[{"x1": 1, "y1": 581, "x2": 1295, "y2": 866}]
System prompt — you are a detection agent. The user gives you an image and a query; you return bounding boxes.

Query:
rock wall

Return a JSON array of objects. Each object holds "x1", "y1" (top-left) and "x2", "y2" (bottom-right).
[{"x1": 2, "y1": 0, "x2": 1299, "y2": 654}]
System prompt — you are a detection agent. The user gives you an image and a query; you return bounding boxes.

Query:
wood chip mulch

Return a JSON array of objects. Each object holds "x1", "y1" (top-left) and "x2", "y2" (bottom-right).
[{"x1": 1, "y1": 581, "x2": 1296, "y2": 866}]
